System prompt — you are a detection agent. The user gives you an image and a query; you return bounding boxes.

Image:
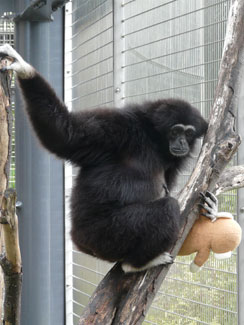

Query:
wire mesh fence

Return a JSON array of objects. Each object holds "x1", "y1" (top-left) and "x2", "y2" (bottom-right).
[
  {"x1": 64, "y1": 0, "x2": 238, "y2": 324},
  {"x1": 0, "y1": 13, "x2": 15, "y2": 189}
]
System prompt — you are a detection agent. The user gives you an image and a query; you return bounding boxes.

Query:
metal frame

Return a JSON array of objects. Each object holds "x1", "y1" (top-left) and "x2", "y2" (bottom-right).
[
  {"x1": 13, "y1": 1, "x2": 65, "y2": 324},
  {"x1": 237, "y1": 50, "x2": 244, "y2": 325},
  {"x1": 113, "y1": 0, "x2": 125, "y2": 108},
  {"x1": 14, "y1": 0, "x2": 70, "y2": 22}
]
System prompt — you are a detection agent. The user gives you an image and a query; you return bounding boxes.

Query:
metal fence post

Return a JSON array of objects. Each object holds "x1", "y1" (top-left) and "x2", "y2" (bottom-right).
[
  {"x1": 237, "y1": 52, "x2": 244, "y2": 325},
  {"x1": 113, "y1": 0, "x2": 125, "y2": 108},
  {"x1": 14, "y1": 1, "x2": 65, "y2": 324}
]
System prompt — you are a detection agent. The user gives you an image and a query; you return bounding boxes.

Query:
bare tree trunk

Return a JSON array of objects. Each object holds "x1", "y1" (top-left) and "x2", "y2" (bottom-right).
[
  {"x1": 0, "y1": 58, "x2": 13, "y2": 204},
  {"x1": 0, "y1": 57, "x2": 22, "y2": 324},
  {"x1": 0, "y1": 55, "x2": 14, "y2": 323},
  {"x1": 79, "y1": 1, "x2": 244, "y2": 324},
  {"x1": 0, "y1": 189, "x2": 22, "y2": 325}
]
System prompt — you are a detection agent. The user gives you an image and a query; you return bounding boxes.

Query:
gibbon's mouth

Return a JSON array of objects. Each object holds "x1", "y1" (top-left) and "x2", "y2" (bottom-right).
[{"x1": 170, "y1": 148, "x2": 189, "y2": 157}]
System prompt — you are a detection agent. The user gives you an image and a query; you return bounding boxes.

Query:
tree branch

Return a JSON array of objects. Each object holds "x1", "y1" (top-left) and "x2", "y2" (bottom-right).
[
  {"x1": 215, "y1": 165, "x2": 244, "y2": 195},
  {"x1": 0, "y1": 56, "x2": 22, "y2": 325},
  {"x1": 0, "y1": 189, "x2": 22, "y2": 325},
  {"x1": 0, "y1": 56, "x2": 13, "y2": 207},
  {"x1": 79, "y1": 1, "x2": 244, "y2": 323}
]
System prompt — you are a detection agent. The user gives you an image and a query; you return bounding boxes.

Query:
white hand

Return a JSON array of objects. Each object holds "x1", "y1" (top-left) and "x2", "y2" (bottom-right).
[{"x1": 0, "y1": 44, "x2": 35, "y2": 79}]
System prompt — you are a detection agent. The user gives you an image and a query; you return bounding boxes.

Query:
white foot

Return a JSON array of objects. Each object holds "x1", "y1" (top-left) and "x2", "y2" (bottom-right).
[
  {"x1": 122, "y1": 252, "x2": 173, "y2": 273},
  {"x1": 0, "y1": 44, "x2": 35, "y2": 79}
]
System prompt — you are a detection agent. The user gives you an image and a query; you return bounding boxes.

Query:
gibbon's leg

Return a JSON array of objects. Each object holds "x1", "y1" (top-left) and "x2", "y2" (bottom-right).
[
  {"x1": 122, "y1": 252, "x2": 173, "y2": 273},
  {"x1": 111, "y1": 196, "x2": 181, "y2": 273}
]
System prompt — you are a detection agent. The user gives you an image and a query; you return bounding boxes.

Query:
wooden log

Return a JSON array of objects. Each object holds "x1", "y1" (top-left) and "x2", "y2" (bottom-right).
[
  {"x1": 79, "y1": 1, "x2": 244, "y2": 324},
  {"x1": 0, "y1": 189, "x2": 22, "y2": 325},
  {"x1": 0, "y1": 54, "x2": 13, "y2": 211},
  {"x1": 0, "y1": 54, "x2": 14, "y2": 324},
  {"x1": 0, "y1": 55, "x2": 22, "y2": 325}
]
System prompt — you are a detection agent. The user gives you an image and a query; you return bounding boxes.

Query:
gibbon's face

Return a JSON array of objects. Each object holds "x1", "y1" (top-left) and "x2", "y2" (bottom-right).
[{"x1": 168, "y1": 124, "x2": 196, "y2": 157}]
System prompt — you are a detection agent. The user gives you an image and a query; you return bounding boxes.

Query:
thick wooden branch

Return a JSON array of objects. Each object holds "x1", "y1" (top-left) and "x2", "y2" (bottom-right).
[
  {"x1": 215, "y1": 166, "x2": 244, "y2": 195},
  {"x1": 79, "y1": 1, "x2": 244, "y2": 324},
  {"x1": 0, "y1": 56, "x2": 13, "y2": 207},
  {"x1": 0, "y1": 57, "x2": 22, "y2": 325},
  {"x1": 0, "y1": 189, "x2": 22, "y2": 273},
  {"x1": 0, "y1": 189, "x2": 22, "y2": 325}
]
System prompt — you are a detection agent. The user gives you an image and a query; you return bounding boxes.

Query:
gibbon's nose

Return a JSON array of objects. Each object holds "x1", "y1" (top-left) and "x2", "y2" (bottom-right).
[{"x1": 179, "y1": 138, "x2": 185, "y2": 145}]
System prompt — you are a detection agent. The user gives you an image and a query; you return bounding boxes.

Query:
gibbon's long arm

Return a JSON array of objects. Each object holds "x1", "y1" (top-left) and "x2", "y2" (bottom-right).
[
  {"x1": 0, "y1": 44, "x2": 128, "y2": 164},
  {"x1": 18, "y1": 73, "x2": 82, "y2": 160}
]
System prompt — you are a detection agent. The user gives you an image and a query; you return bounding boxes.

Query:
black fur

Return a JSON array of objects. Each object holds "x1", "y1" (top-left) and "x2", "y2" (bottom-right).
[{"x1": 18, "y1": 72, "x2": 208, "y2": 268}]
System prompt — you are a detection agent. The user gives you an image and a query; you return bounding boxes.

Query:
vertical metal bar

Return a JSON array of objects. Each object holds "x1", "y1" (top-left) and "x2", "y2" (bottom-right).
[
  {"x1": 237, "y1": 51, "x2": 244, "y2": 325},
  {"x1": 113, "y1": 0, "x2": 125, "y2": 108},
  {"x1": 14, "y1": 1, "x2": 65, "y2": 324},
  {"x1": 64, "y1": 2, "x2": 74, "y2": 323}
]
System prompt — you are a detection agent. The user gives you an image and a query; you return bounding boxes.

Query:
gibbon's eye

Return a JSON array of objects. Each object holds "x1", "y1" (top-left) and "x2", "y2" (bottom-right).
[
  {"x1": 170, "y1": 124, "x2": 184, "y2": 138},
  {"x1": 170, "y1": 129, "x2": 178, "y2": 137},
  {"x1": 185, "y1": 127, "x2": 196, "y2": 138}
]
